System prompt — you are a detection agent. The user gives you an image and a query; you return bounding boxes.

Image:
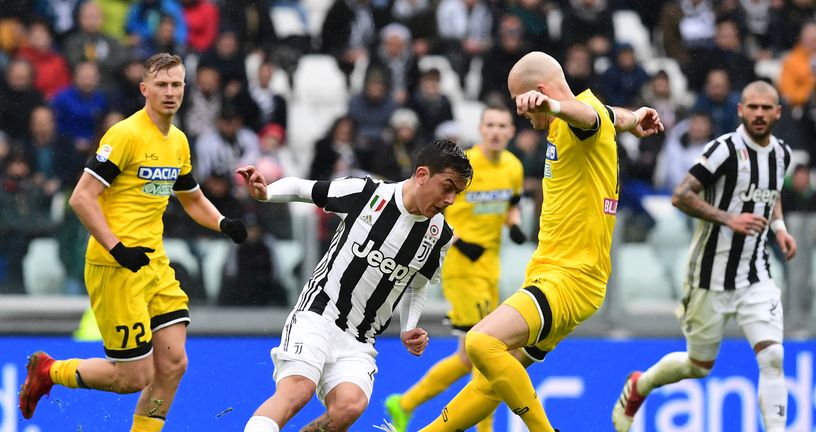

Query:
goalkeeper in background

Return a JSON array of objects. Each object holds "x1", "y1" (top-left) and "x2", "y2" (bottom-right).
[{"x1": 386, "y1": 103, "x2": 526, "y2": 432}]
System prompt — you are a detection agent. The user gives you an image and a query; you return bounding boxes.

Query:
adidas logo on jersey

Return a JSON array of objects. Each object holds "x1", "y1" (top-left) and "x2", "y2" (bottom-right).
[
  {"x1": 352, "y1": 240, "x2": 411, "y2": 282},
  {"x1": 738, "y1": 184, "x2": 778, "y2": 204}
]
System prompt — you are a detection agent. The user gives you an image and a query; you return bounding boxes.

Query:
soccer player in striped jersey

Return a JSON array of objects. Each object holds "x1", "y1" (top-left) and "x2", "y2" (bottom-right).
[
  {"x1": 613, "y1": 81, "x2": 796, "y2": 432},
  {"x1": 18, "y1": 53, "x2": 248, "y2": 432},
  {"x1": 415, "y1": 51, "x2": 664, "y2": 432},
  {"x1": 237, "y1": 139, "x2": 472, "y2": 432},
  {"x1": 385, "y1": 104, "x2": 525, "y2": 432}
]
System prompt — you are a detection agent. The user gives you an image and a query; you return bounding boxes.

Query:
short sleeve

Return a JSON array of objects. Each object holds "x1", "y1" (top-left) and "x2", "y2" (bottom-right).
[
  {"x1": 689, "y1": 138, "x2": 731, "y2": 188},
  {"x1": 84, "y1": 123, "x2": 134, "y2": 186}
]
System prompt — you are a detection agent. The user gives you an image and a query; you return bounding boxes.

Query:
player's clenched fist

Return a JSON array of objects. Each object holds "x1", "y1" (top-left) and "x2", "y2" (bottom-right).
[{"x1": 401, "y1": 328, "x2": 429, "y2": 356}]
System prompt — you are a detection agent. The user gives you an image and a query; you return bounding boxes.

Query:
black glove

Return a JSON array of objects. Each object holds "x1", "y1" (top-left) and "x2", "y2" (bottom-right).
[
  {"x1": 454, "y1": 239, "x2": 485, "y2": 261},
  {"x1": 109, "y1": 242, "x2": 154, "y2": 273},
  {"x1": 220, "y1": 217, "x2": 247, "y2": 243},
  {"x1": 509, "y1": 224, "x2": 527, "y2": 244}
]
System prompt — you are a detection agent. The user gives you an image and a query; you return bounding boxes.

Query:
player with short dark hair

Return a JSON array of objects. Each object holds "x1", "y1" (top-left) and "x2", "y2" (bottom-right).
[
  {"x1": 237, "y1": 139, "x2": 472, "y2": 432},
  {"x1": 18, "y1": 52, "x2": 247, "y2": 432}
]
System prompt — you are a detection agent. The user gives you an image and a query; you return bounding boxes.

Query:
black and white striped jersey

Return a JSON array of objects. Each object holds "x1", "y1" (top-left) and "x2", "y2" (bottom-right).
[
  {"x1": 293, "y1": 176, "x2": 453, "y2": 343},
  {"x1": 685, "y1": 125, "x2": 790, "y2": 291}
]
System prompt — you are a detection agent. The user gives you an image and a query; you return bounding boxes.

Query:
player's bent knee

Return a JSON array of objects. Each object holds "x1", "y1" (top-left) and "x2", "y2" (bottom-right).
[
  {"x1": 465, "y1": 331, "x2": 504, "y2": 367},
  {"x1": 327, "y1": 395, "x2": 367, "y2": 427},
  {"x1": 111, "y1": 365, "x2": 154, "y2": 393},
  {"x1": 156, "y1": 352, "x2": 188, "y2": 381},
  {"x1": 757, "y1": 343, "x2": 784, "y2": 372}
]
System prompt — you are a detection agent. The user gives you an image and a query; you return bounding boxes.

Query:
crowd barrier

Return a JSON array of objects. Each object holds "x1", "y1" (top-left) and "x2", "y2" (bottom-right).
[{"x1": 1, "y1": 337, "x2": 814, "y2": 431}]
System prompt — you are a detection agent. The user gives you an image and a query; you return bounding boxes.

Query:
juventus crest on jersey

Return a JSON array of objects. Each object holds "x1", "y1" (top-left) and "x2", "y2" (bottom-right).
[
  {"x1": 293, "y1": 177, "x2": 453, "y2": 344},
  {"x1": 686, "y1": 125, "x2": 791, "y2": 291}
]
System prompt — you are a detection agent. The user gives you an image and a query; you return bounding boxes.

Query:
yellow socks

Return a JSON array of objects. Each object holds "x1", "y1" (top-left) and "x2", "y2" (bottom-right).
[
  {"x1": 418, "y1": 379, "x2": 501, "y2": 432},
  {"x1": 132, "y1": 415, "x2": 165, "y2": 432},
  {"x1": 465, "y1": 331, "x2": 555, "y2": 432},
  {"x1": 49, "y1": 359, "x2": 81, "y2": 388},
  {"x1": 401, "y1": 353, "x2": 471, "y2": 412}
]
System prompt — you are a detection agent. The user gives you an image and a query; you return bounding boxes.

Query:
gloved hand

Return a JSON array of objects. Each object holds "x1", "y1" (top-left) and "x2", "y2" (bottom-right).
[
  {"x1": 220, "y1": 217, "x2": 247, "y2": 243},
  {"x1": 454, "y1": 239, "x2": 485, "y2": 261},
  {"x1": 109, "y1": 242, "x2": 155, "y2": 272},
  {"x1": 509, "y1": 224, "x2": 527, "y2": 244}
]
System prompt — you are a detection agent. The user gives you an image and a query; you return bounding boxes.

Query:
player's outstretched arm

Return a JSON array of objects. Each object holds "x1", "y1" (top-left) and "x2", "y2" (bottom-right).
[
  {"x1": 175, "y1": 188, "x2": 247, "y2": 243},
  {"x1": 515, "y1": 90, "x2": 598, "y2": 129},
  {"x1": 236, "y1": 165, "x2": 317, "y2": 204},
  {"x1": 610, "y1": 106, "x2": 665, "y2": 137}
]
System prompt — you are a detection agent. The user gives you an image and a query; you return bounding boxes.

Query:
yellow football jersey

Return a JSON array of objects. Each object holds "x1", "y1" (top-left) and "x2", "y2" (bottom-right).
[
  {"x1": 443, "y1": 147, "x2": 523, "y2": 277},
  {"x1": 525, "y1": 90, "x2": 618, "y2": 286},
  {"x1": 84, "y1": 109, "x2": 195, "y2": 266}
]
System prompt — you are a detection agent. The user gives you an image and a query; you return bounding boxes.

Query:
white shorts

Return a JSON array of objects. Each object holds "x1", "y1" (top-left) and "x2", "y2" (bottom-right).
[
  {"x1": 271, "y1": 310, "x2": 378, "y2": 405},
  {"x1": 677, "y1": 280, "x2": 783, "y2": 361}
]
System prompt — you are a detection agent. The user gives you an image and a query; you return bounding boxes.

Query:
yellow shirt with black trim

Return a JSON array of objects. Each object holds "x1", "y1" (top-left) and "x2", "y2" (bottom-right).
[
  {"x1": 443, "y1": 146, "x2": 524, "y2": 279},
  {"x1": 525, "y1": 89, "x2": 619, "y2": 287},
  {"x1": 84, "y1": 109, "x2": 198, "y2": 266}
]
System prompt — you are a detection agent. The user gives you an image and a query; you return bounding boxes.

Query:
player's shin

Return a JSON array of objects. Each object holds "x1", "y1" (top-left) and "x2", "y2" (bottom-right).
[
  {"x1": 465, "y1": 331, "x2": 555, "y2": 432},
  {"x1": 402, "y1": 353, "x2": 471, "y2": 412},
  {"x1": 418, "y1": 381, "x2": 501, "y2": 432},
  {"x1": 757, "y1": 344, "x2": 787, "y2": 432}
]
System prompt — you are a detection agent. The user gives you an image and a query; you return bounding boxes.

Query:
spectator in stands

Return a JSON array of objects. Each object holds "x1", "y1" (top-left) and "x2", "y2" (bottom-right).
[
  {"x1": 0, "y1": 150, "x2": 56, "y2": 293},
  {"x1": 0, "y1": 59, "x2": 45, "y2": 142},
  {"x1": 309, "y1": 115, "x2": 366, "y2": 181},
  {"x1": 218, "y1": 0, "x2": 277, "y2": 53},
  {"x1": 348, "y1": 68, "x2": 397, "y2": 147},
  {"x1": 368, "y1": 23, "x2": 420, "y2": 105},
  {"x1": 658, "y1": 0, "x2": 717, "y2": 68},
  {"x1": 598, "y1": 43, "x2": 650, "y2": 108},
  {"x1": 641, "y1": 70, "x2": 684, "y2": 132},
  {"x1": 125, "y1": 0, "x2": 188, "y2": 52},
  {"x1": 111, "y1": 56, "x2": 146, "y2": 116},
  {"x1": 133, "y1": 14, "x2": 188, "y2": 59},
  {"x1": 15, "y1": 19, "x2": 71, "y2": 99},
  {"x1": 560, "y1": 0, "x2": 615, "y2": 58},
  {"x1": 740, "y1": 0, "x2": 774, "y2": 56},
  {"x1": 200, "y1": 29, "x2": 247, "y2": 87},
  {"x1": 508, "y1": 127, "x2": 546, "y2": 237},
  {"x1": 563, "y1": 43, "x2": 597, "y2": 94},
  {"x1": 435, "y1": 0, "x2": 493, "y2": 86},
  {"x1": 320, "y1": 0, "x2": 376, "y2": 79},
  {"x1": 256, "y1": 123, "x2": 301, "y2": 179},
  {"x1": 249, "y1": 59, "x2": 288, "y2": 129},
  {"x1": 0, "y1": 0, "x2": 31, "y2": 54},
  {"x1": 781, "y1": 163, "x2": 816, "y2": 213},
  {"x1": 692, "y1": 68, "x2": 740, "y2": 137},
  {"x1": 32, "y1": 0, "x2": 82, "y2": 42},
  {"x1": 23, "y1": 105, "x2": 81, "y2": 190},
  {"x1": 219, "y1": 214, "x2": 288, "y2": 306},
  {"x1": 508, "y1": 0, "x2": 551, "y2": 54},
  {"x1": 779, "y1": 21, "x2": 816, "y2": 110},
  {"x1": 658, "y1": 111, "x2": 714, "y2": 192},
  {"x1": 182, "y1": 62, "x2": 222, "y2": 138},
  {"x1": 689, "y1": 17, "x2": 757, "y2": 92},
  {"x1": 768, "y1": 0, "x2": 816, "y2": 53},
  {"x1": 480, "y1": 14, "x2": 527, "y2": 103},
  {"x1": 409, "y1": 68, "x2": 454, "y2": 143},
  {"x1": 62, "y1": 1, "x2": 126, "y2": 93},
  {"x1": 195, "y1": 104, "x2": 260, "y2": 181},
  {"x1": 51, "y1": 61, "x2": 109, "y2": 148},
  {"x1": 391, "y1": 0, "x2": 437, "y2": 57},
  {"x1": 369, "y1": 108, "x2": 425, "y2": 180},
  {"x1": 180, "y1": 0, "x2": 219, "y2": 54}
]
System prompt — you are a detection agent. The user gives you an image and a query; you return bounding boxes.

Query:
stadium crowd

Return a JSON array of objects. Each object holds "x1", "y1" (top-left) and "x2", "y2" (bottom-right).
[{"x1": 1, "y1": 0, "x2": 816, "y2": 321}]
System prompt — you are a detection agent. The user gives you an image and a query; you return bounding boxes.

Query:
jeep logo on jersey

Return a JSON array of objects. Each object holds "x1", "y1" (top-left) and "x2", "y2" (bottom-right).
[
  {"x1": 352, "y1": 240, "x2": 411, "y2": 282},
  {"x1": 739, "y1": 184, "x2": 779, "y2": 204},
  {"x1": 137, "y1": 166, "x2": 180, "y2": 181}
]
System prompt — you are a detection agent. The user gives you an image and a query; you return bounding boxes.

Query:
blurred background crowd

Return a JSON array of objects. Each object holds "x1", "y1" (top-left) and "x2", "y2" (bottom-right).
[{"x1": 2, "y1": 0, "x2": 816, "y2": 333}]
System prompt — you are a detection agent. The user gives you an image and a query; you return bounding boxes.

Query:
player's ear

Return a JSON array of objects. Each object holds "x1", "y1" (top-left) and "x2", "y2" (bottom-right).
[{"x1": 415, "y1": 166, "x2": 429, "y2": 184}]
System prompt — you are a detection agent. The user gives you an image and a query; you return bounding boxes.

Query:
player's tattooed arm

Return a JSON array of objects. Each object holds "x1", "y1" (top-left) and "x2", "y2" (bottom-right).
[{"x1": 671, "y1": 173, "x2": 730, "y2": 225}]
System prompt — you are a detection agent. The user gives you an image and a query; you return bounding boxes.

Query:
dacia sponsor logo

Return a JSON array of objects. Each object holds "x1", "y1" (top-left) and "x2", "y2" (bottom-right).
[
  {"x1": 739, "y1": 184, "x2": 779, "y2": 204},
  {"x1": 545, "y1": 142, "x2": 558, "y2": 161},
  {"x1": 465, "y1": 189, "x2": 512, "y2": 203},
  {"x1": 352, "y1": 240, "x2": 411, "y2": 282},
  {"x1": 137, "y1": 166, "x2": 180, "y2": 181}
]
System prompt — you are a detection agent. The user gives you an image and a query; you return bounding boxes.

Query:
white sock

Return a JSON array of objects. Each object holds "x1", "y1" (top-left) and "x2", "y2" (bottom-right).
[
  {"x1": 637, "y1": 352, "x2": 710, "y2": 396},
  {"x1": 244, "y1": 416, "x2": 281, "y2": 432},
  {"x1": 757, "y1": 345, "x2": 787, "y2": 432}
]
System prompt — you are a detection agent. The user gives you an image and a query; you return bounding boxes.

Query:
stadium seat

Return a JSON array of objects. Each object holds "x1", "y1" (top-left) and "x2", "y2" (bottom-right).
[
  {"x1": 287, "y1": 100, "x2": 346, "y2": 159},
  {"x1": 617, "y1": 243, "x2": 676, "y2": 309},
  {"x1": 274, "y1": 239, "x2": 304, "y2": 297},
  {"x1": 292, "y1": 54, "x2": 348, "y2": 106},
  {"x1": 271, "y1": 5, "x2": 309, "y2": 38},
  {"x1": 418, "y1": 55, "x2": 465, "y2": 102},
  {"x1": 195, "y1": 238, "x2": 233, "y2": 301},
  {"x1": 755, "y1": 58, "x2": 783, "y2": 85},
  {"x1": 643, "y1": 195, "x2": 692, "y2": 299},
  {"x1": 453, "y1": 99, "x2": 486, "y2": 147},
  {"x1": 547, "y1": 7, "x2": 562, "y2": 41},
  {"x1": 163, "y1": 238, "x2": 200, "y2": 282},
  {"x1": 302, "y1": 0, "x2": 334, "y2": 36},
  {"x1": 612, "y1": 10, "x2": 654, "y2": 62},
  {"x1": 244, "y1": 50, "x2": 293, "y2": 101},
  {"x1": 23, "y1": 238, "x2": 66, "y2": 295},
  {"x1": 642, "y1": 56, "x2": 694, "y2": 107}
]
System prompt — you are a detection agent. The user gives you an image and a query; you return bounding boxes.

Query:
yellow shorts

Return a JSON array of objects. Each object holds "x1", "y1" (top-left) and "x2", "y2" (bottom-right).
[
  {"x1": 85, "y1": 257, "x2": 189, "y2": 361},
  {"x1": 442, "y1": 275, "x2": 499, "y2": 333},
  {"x1": 504, "y1": 269, "x2": 605, "y2": 362}
]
